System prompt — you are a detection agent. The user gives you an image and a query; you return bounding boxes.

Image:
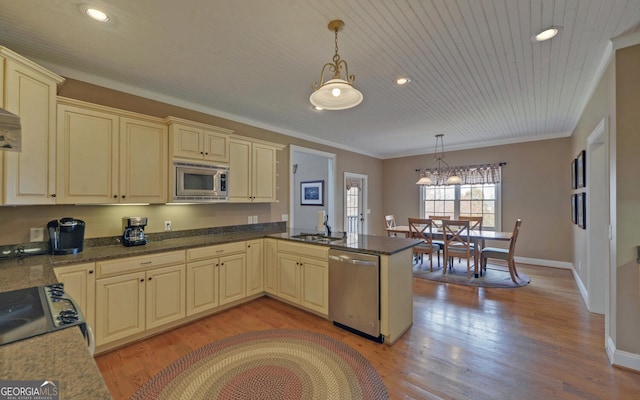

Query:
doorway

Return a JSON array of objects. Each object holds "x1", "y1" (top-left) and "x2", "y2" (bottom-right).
[
  {"x1": 289, "y1": 145, "x2": 336, "y2": 231},
  {"x1": 587, "y1": 117, "x2": 609, "y2": 316},
  {"x1": 344, "y1": 172, "x2": 368, "y2": 235}
]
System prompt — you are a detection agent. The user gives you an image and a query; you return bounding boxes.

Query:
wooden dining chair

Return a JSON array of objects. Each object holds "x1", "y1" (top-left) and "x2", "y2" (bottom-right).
[
  {"x1": 385, "y1": 215, "x2": 397, "y2": 237},
  {"x1": 441, "y1": 219, "x2": 474, "y2": 278},
  {"x1": 428, "y1": 215, "x2": 450, "y2": 264},
  {"x1": 459, "y1": 216, "x2": 484, "y2": 261},
  {"x1": 481, "y1": 219, "x2": 523, "y2": 283},
  {"x1": 408, "y1": 218, "x2": 441, "y2": 271}
]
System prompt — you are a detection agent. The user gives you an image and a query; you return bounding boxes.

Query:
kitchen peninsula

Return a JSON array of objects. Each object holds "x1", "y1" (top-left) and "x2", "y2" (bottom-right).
[{"x1": 0, "y1": 225, "x2": 421, "y2": 399}]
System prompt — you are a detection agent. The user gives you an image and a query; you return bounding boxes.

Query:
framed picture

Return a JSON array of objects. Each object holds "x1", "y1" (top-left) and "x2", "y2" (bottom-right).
[
  {"x1": 571, "y1": 158, "x2": 577, "y2": 189},
  {"x1": 576, "y1": 150, "x2": 586, "y2": 188},
  {"x1": 300, "y1": 180, "x2": 324, "y2": 206},
  {"x1": 571, "y1": 194, "x2": 577, "y2": 224},
  {"x1": 578, "y1": 192, "x2": 586, "y2": 229}
]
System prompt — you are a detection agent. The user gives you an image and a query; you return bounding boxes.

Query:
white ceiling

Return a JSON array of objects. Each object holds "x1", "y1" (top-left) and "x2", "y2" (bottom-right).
[{"x1": 1, "y1": 1, "x2": 639, "y2": 159}]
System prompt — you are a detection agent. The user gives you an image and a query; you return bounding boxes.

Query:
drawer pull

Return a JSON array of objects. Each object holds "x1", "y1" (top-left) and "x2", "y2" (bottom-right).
[
  {"x1": 216, "y1": 250, "x2": 224, "y2": 253},
  {"x1": 140, "y1": 261, "x2": 153, "y2": 265}
]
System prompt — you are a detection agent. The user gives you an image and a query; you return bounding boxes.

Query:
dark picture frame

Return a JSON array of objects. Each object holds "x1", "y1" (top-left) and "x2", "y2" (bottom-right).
[
  {"x1": 300, "y1": 180, "x2": 324, "y2": 206},
  {"x1": 571, "y1": 158, "x2": 577, "y2": 189},
  {"x1": 571, "y1": 194, "x2": 577, "y2": 224},
  {"x1": 576, "y1": 150, "x2": 586, "y2": 188},
  {"x1": 578, "y1": 192, "x2": 587, "y2": 229}
]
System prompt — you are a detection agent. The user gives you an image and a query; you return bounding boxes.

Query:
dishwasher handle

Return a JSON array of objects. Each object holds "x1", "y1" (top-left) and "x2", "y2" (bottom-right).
[{"x1": 329, "y1": 255, "x2": 377, "y2": 266}]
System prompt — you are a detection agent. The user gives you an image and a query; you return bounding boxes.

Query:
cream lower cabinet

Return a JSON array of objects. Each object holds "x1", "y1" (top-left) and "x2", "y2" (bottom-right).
[
  {"x1": 1, "y1": 47, "x2": 64, "y2": 205},
  {"x1": 53, "y1": 262, "x2": 96, "y2": 329},
  {"x1": 276, "y1": 241, "x2": 329, "y2": 315},
  {"x1": 264, "y1": 238, "x2": 278, "y2": 295},
  {"x1": 56, "y1": 97, "x2": 168, "y2": 204},
  {"x1": 95, "y1": 251, "x2": 185, "y2": 346},
  {"x1": 186, "y1": 242, "x2": 246, "y2": 316},
  {"x1": 246, "y1": 239, "x2": 263, "y2": 296}
]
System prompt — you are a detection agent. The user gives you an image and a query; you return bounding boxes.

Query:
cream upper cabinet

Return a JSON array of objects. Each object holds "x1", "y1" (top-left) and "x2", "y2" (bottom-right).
[
  {"x1": 167, "y1": 117, "x2": 232, "y2": 163},
  {"x1": 228, "y1": 137, "x2": 282, "y2": 203},
  {"x1": 1, "y1": 47, "x2": 64, "y2": 205},
  {"x1": 56, "y1": 98, "x2": 168, "y2": 204},
  {"x1": 54, "y1": 262, "x2": 96, "y2": 329}
]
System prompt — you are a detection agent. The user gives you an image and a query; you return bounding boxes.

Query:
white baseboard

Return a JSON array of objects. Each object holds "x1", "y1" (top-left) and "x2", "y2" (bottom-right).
[
  {"x1": 514, "y1": 256, "x2": 573, "y2": 269},
  {"x1": 606, "y1": 336, "x2": 640, "y2": 371},
  {"x1": 571, "y1": 267, "x2": 590, "y2": 309}
]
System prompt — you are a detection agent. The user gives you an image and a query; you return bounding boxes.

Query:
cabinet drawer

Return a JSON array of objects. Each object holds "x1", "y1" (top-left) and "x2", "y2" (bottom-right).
[
  {"x1": 97, "y1": 250, "x2": 185, "y2": 278},
  {"x1": 277, "y1": 240, "x2": 329, "y2": 260},
  {"x1": 187, "y1": 241, "x2": 246, "y2": 262}
]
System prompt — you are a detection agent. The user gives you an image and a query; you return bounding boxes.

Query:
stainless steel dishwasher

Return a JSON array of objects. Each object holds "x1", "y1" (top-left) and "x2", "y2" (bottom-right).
[{"x1": 328, "y1": 249, "x2": 383, "y2": 342}]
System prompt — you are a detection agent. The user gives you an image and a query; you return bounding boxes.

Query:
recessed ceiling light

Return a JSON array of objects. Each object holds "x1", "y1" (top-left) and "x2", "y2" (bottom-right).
[
  {"x1": 396, "y1": 77, "x2": 411, "y2": 85},
  {"x1": 80, "y1": 5, "x2": 111, "y2": 22},
  {"x1": 532, "y1": 26, "x2": 561, "y2": 42}
]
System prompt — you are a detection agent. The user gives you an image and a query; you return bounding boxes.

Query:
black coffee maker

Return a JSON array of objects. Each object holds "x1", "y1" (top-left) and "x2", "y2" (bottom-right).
[
  {"x1": 47, "y1": 218, "x2": 85, "y2": 255},
  {"x1": 122, "y1": 217, "x2": 147, "y2": 246}
]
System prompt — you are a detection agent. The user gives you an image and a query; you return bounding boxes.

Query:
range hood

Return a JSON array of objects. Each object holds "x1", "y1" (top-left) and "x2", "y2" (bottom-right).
[{"x1": 0, "y1": 107, "x2": 21, "y2": 152}]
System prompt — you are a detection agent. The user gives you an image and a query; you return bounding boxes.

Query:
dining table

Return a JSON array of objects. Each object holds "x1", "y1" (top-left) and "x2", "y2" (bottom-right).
[{"x1": 385, "y1": 225, "x2": 513, "y2": 278}]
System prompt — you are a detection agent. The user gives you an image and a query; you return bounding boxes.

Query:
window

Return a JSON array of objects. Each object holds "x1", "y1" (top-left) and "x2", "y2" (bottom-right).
[{"x1": 420, "y1": 183, "x2": 501, "y2": 230}]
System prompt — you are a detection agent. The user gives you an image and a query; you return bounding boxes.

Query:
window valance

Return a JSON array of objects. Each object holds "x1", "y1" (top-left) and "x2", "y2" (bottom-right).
[{"x1": 416, "y1": 162, "x2": 505, "y2": 186}]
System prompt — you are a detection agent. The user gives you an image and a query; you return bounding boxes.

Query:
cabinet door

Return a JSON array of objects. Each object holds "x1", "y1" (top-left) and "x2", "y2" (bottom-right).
[
  {"x1": 246, "y1": 239, "x2": 263, "y2": 296},
  {"x1": 186, "y1": 259, "x2": 219, "y2": 316},
  {"x1": 252, "y1": 143, "x2": 277, "y2": 202},
  {"x1": 228, "y1": 138, "x2": 251, "y2": 202},
  {"x1": 219, "y1": 253, "x2": 246, "y2": 305},
  {"x1": 171, "y1": 124, "x2": 203, "y2": 160},
  {"x1": 277, "y1": 253, "x2": 300, "y2": 304},
  {"x1": 120, "y1": 116, "x2": 168, "y2": 203},
  {"x1": 54, "y1": 262, "x2": 96, "y2": 329},
  {"x1": 146, "y1": 264, "x2": 186, "y2": 330},
  {"x1": 56, "y1": 104, "x2": 119, "y2": 204},
  {"x1": 202, "y1": 129, "x2": 229, "y2": 163},
  {"x1": 300, "y1": 257, "x2": 328, "y2": 314},
  {"x1": 4, "y1": 60, "x2": 60, "y2": 204},
  {"x1": 95, "y1": 271, "x2": 145, "y2": 345},
  {"x1": 264, "y1": 239, "x2": 278, "y2": 295}
]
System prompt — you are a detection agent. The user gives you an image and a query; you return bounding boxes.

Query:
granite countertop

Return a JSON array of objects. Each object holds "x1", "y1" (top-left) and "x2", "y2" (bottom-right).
[{"x1": 0, "y1": 225, "x2": 421, "y2": 399}]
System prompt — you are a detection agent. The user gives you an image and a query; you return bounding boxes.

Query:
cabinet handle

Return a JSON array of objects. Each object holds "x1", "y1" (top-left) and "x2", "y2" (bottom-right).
[
  {"x1": 88, "y1": 270, "x2": 94, "y2": 274},
  {"x1": 113, "y1": 195, "x2": 118, "y2": 198},
  {"x1": 200, "y1": 151, "x2": 204, "y2": 155},
  {"x1": 205, "y1": 152, "x2": 209, "y2": 155},
  {"x1": 140, "y1": 278, "x2": 144, "y2": 282},
  {"x1": 140, "y1": 261, "x2": 153, "y2": 265},
  {"x1": 221, "y1": 262, "x2": 225, "y2": 266},
  {"x1": 122, "y1": 195, "x2": 126, "y2": 199},
  {"x1": 148, "y1": 277, "x2": 152, "y2": 281}
]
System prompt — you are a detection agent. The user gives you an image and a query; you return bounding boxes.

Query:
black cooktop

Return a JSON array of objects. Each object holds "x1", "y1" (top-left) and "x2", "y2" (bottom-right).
[{"x1": 0, "y1": 284, "x2": 84, "y2": 346}]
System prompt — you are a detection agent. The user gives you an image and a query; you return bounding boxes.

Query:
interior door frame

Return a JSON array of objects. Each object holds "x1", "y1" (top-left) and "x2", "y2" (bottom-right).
[
  {"x1": 344, "y1": 172, "x2": 368, "y2": 234},
  {"x1": 289, "y1": 145, "x2": 336, "y2": 230}
]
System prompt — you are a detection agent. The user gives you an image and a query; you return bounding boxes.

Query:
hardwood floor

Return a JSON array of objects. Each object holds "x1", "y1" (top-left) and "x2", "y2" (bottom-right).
[{"x1": 95, "y1": 265, "x2": 640, "y2": 399}]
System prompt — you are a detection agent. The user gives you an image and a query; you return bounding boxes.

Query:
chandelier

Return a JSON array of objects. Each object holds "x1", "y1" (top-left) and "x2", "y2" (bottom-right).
[
  {"x1": 416, "y1": 134, "x2": 463, "y2": 186},
  {"x1": 310, "y1": 20, "x2": 363, "y2": 111}
]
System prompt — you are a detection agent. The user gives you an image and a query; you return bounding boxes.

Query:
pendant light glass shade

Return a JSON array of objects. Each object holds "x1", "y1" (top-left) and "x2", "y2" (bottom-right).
[
  {"x1": 310, "y1": 79, "x2": 363, "y2": 110},
  {"x1": 416, "y1": 176, "x2": 433, "y2": 185}
]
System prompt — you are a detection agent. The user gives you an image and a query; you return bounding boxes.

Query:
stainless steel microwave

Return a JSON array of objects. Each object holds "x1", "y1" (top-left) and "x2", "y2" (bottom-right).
[{"x1": 173, "y1": 160, "x2": 229, "y2": 202}]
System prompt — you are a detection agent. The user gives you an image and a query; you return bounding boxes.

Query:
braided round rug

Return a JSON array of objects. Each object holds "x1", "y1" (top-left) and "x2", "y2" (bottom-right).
[{"x1": 130, "y1": 329, "x2": 389, "y2": 400}]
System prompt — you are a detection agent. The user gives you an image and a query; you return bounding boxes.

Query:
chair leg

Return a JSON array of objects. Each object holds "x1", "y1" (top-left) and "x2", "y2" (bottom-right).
[
  {"x1": 510, "y1": 257, "x2": 520, "y2": 278},
  {"x1": 507, "y1": 259, "x2": 517, "y2": 283}
]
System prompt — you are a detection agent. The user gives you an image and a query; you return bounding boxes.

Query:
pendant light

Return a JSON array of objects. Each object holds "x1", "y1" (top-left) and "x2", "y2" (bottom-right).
[
  {"x1": 310, "y1": 20, "x2": 363, "y2": 111},
  {"x1": 416, "y1": 134, "x2": 462, "y2": 185}
]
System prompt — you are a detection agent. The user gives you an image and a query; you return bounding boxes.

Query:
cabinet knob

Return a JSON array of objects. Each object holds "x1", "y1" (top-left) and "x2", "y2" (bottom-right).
[
  {"x1": 148, "y1": 277, "x2": 152, "y2": 281},
  {"x1": 205, "y1": 152, "x2": 208, "y2": 155},
  {"x1": 114, "y1": 195, "x2": 118, "y2": 199},
  {"x1": 200, "y1": 151, "x2": 204, "y2": 155},
  {"x1": 122, "y1": 195, "x2": 126, "y2": 199},
  {"x1": 140, "y1": 278, "x2": 144, "y2": 282},
  {"x1": 50, "y1": 194, "x2": 56, "y2": 198},
  {"x1": 89, "y1": 270, "x2": 94, "y2": 274}
]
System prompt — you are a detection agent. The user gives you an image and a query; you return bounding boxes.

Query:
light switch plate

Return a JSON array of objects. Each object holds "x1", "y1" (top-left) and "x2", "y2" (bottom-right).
[{"x1": 30, "y1": 227, "x2": 44, "y2": 242}]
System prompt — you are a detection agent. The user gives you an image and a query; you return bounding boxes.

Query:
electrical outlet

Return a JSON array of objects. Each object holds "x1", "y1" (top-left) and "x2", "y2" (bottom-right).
[
  {"x1": 248, "y1": 216, "x2": 253, "y2": 224},
  {"x1": 252, "y1": 215, "x2": 258, "y2": 224},
  {"x1": 281, "y1": 214, "x2": 289, "y2": 221},
  {"x1": 164, "y1": 221, "x2": 172, "y2": 231},
  {"x1": 30, "y1": 227, "x2": 44, "y2": 242}
]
